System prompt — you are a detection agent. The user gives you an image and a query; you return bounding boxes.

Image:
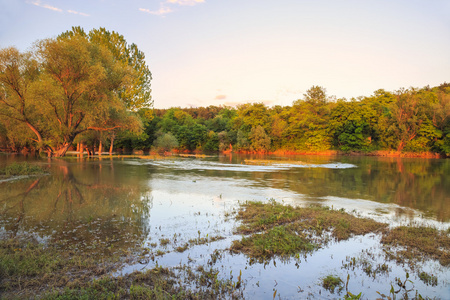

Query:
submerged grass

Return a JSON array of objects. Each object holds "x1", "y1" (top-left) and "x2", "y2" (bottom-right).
[
  {"x1": 0, "y1": 238, "x2": 123, "y2": 298},
  {"x1": 322, "y1": 275, "x2": 343, "y2": 294},
  {"x1": 381, "y1": 226, "x2": 450, "y2": 266},
  {"x1": 0, "y1": 162, "x2": 46, "y2": 179},
  {"x1": 231, "y1": 226, "x2": 316, "y2": 259},
  {"x1": 231, "y1": 200, "x2": 450, "y2": 268},
  {"x1": 231, "y1": 200, "x2": 386, "y2": 259},
  {"x1": 0, "y1": 238, "x2": 243, "y2": 299}
]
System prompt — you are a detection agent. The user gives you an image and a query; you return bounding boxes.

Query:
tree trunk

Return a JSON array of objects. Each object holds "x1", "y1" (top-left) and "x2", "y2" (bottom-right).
[
  {"x1": 98, "y1": 141, "x2": 103, "y2": 156},
  {"x1": 54, "y1": 143, "x2": 72, "y2": 157},
  {"x1": 109, "y1": 134, "x2": 115, "y2": 155},
  {"x1": 79, "y1": 142, "x2": 84, "y2": 154}
]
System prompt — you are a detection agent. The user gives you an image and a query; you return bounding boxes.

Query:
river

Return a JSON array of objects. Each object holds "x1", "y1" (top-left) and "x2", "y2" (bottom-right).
[{"x1": 0, "y1": 153, "x2": 449, "y2": 298}]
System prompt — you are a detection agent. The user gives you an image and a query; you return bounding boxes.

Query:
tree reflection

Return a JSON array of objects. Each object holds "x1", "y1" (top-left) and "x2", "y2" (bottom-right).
[{"x1": 0, "y1": 159, "x2": 152, "y2": 257}]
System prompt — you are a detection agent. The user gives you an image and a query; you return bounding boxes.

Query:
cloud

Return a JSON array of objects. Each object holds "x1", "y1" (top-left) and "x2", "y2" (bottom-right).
[
  {"x1": 28, "y1": 1, "x2": 90, "y2": 16},
  {"x1": 29, "y1": 0, "x2": 62, "y2": 12},
  {"x1": 215, "y1": 95, "x2": 227, "y2": 100},
  {"x1": 139, "y1": 0, "x2": 204, "y2": 16},
  {"x1": 167, "y1": 0, "x2": 205, "y2": 6},
  {"x1": 67, "y1": 10, "x2": 90, "y2": 17},
  {"x1": 139, "y1": 5, "x2": 173, "y2": 16}
]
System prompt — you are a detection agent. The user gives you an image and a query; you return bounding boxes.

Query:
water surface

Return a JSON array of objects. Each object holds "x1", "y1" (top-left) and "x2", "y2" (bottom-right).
[{"x1": 0, "y1": 153, "x2": 448, "y2": 298}]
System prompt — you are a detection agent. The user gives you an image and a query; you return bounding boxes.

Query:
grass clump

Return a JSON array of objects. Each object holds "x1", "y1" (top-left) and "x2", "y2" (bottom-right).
[
  {"x1": 0, "y1": 162, "x2": 46, "y2": 178},
  {"x1": 231, "y1": 201, "x2": 386, "y2": 259},
  {"x1": 381, "y1": 226, "x2": 450, "y2": 266},
  {"x1": 418, "y1": 271, "x2": 438, "y2": 286},
  {"x1": 322, "y1": 275, "x2": 343, "y2": 293},
  {"x1": 232, "y1": 226, "x2": 315, "y2": 259},
  {"x1": 235, "y1": 201, "x2": 386, "y2": 240}
]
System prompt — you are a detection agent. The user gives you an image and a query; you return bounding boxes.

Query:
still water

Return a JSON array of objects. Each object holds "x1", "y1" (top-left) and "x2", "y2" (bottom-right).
[{"x1": 0, "y1": 154, "x2": 449, "y2": 298}]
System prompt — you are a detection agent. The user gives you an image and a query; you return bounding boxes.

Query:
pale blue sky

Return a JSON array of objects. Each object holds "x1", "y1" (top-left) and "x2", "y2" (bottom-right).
[{"x1": 1, "y1": 0, "x2": 449, "y2": 108}]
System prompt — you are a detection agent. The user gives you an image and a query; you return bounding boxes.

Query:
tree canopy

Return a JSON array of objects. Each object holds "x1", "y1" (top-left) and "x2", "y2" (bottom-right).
[{"x1": 0, "y1": 28, "x2": 151, "y2": 156}]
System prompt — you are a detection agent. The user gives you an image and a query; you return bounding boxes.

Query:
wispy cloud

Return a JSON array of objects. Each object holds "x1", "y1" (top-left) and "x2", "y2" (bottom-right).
[
  {"x1": 29, "y1": 0, "x2": 62, "y2": 12},
  {"x1": 167, "y1": 0, "x2": 205, "y2": 6},
  {"x1": 140, "y1": 0, "x2": 204, "y2": 16},
  {"x1": 215, "y1": 95, "x2": 227, "y2": 100},
  {"x1": 67, "y1": 10, "x2": 90, "y2": 17},
  {"x1": 139, "y1": 5, "x2": 173, "y2": 16},
  {"x1": 28, "y1": 1, "x2": 90, "y2": 16}
]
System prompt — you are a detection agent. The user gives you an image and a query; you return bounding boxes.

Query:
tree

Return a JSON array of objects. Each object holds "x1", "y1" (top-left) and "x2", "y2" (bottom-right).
[
  {"x1": 60, "y1": 27, "x2": 153, "y2": 111},
  {"x1": 0, "y1": 28, "x2": 150, "y2": 157},
  {"x1": 387, "y1": 89, "x2": 426, "y2": 151},
  {"x1": 153, "y1": 132, "x2": 178, "y2": 152},
  {"x1": 286, "y1": 86, "x2": 334, "y2": 151},
  {"x1": 0, "y1": 47, "x2": 46, "y2": 150},
  {"x1": 249, "y1": 125, "x2": 271, "y2": 152}
]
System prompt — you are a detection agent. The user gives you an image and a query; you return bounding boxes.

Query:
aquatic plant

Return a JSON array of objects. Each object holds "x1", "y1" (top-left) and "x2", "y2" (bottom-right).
[{"x1": 321, "y1": 275, "x2": 343, "y2": 293}]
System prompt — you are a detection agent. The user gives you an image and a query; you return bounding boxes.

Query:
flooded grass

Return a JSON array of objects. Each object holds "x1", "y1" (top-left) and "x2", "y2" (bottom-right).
[
  {"x1": 231, "y1": 200, "x2": 387, "y2": 259},
  {"x1": 0, "y1": 162, "x2": 46, "y2": 179},
  {"x1": 0, "y1": 238, "x2": 242, "y2": 299},
  {"x1": 321, "y1": 274, "x2": 343, "y2": 293},
  {"x1": 0, "y1": 238, "x2": 124, "y2": 298},
  {"x1": 381, "y1": 226, "x2": 450, "y2": 266}
]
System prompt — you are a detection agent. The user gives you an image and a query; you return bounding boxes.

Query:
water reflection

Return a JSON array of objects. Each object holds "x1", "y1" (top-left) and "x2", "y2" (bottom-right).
[
  {"x1": 145, "y1": 155, "x2": 449, "y2": 222},
  {"x1": 0, "y1": 158, "x2": 152, "y2": 256}
]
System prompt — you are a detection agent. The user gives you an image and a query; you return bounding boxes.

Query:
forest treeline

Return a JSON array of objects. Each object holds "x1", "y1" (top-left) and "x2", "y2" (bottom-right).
[
  {"x1": 1, "y1": 28, "x2": 449, "y2": 157},
  {"x1": 115, "y1": 84, "x2": 450, "y2": 156}
]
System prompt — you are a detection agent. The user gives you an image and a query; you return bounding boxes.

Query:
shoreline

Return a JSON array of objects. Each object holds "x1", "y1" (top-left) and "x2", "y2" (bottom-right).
[{"x1": 1, "y1": 149, "x2": 447, "y2": 159}]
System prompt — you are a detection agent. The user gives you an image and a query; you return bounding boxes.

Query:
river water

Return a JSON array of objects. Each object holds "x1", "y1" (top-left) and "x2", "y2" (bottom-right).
[{"x1": 0, "y1": 153, "x2": 449, "y2": 299}]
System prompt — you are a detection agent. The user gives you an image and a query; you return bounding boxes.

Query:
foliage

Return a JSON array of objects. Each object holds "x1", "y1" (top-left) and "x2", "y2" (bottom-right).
[
  {"x1": 0, "y1": 27, "x2": 150, "y2": 157},
  {"x1": 153, "y1": 132, "x2": 179, "y2": 152},
  {"x1": 1, "y1": 50, "x2": 449, "y2": 159}
]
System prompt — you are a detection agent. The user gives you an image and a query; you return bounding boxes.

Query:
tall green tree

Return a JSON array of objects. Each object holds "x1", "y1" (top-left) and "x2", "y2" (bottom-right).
[
  {"x1": 60, "y1": 27, "x2": 153, "y2": 111},
  {"x1": 0, "y1": 47, "x2": 45, "y2": 148},
  {"x1": 0, "y1": 28, "x2": 150, "y2": 157}
]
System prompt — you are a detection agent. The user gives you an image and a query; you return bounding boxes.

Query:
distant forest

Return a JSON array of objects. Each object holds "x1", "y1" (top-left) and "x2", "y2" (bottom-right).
[
  {"x1": 2, "y1": 83, "x2": 450, "y2": 157},
  {"x1": 2, "y1": 80, "x2": 449, "y2": 156},
  {"x1": 114, "y1": 83, "x2": 450, "y2": 156}
]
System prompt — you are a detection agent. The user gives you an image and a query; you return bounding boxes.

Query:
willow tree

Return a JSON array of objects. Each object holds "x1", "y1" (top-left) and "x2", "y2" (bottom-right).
[
  {"x1": 0, "y1": 28, "x2": 151, "y2": 157},
  {"x1": 0, "y1": 47, "x2": 46, "y2": 149},
  {"x1": 58, "y1": 27, "x2": 153, "y2": 153}
]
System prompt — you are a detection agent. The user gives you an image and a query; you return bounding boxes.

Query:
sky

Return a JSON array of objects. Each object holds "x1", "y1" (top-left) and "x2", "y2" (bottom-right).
[{"x1": 1, "y1": 0, "x2": 450, "y2": 108}]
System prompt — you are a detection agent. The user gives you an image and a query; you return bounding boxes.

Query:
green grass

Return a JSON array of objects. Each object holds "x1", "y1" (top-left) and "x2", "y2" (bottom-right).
[
  {"x1": 231, "y1": 201, "x2": 386, "y2": 259},
  {"x1": 322, "y1": 275, "x2": 343, "y2": 293},
  {"x1": 0, "y1": 162, "x2": 46, "y2": 178},
  {"x1": 418, "y1": 271, "x2": 438, "y2": 287},
  {"x1": 231, "y1": 226, "x2": 316, "y2": 259}
]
